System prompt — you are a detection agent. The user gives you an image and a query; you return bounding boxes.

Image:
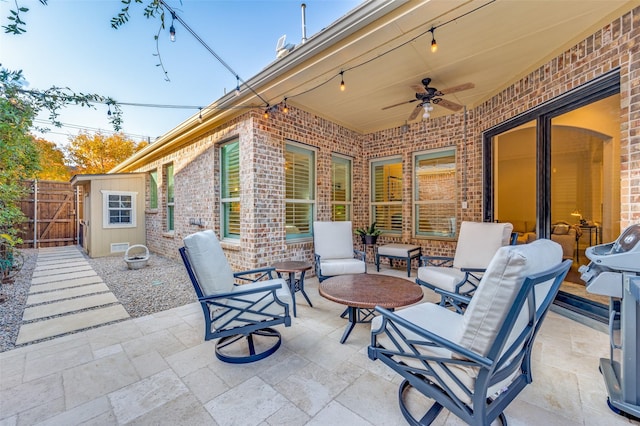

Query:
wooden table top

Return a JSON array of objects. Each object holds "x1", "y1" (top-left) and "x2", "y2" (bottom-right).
[
  {"x1": 272, "y1": 261, "x2": 312, "y2": 273},
  {"x1": 319, "y1": 274, "x2": 423, "y2": 309}
]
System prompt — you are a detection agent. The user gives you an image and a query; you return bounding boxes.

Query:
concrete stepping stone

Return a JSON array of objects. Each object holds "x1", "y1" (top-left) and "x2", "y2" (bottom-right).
[
  {"x1": 15, "y1": 305, "x2": 130, "y2": 345},
  {"x1": 26, "y1": 283, "x2": 110, "y2": 305},
  {"x1": 31, "y1": 270, "x2": 98, "y2": 285},
  {"x1": 29, "y1": 276, "x2": 105, "y2": 293},
  {"x1": 34, "y1": 260, "x2": 89, "y2": 271},
  {"x1": 22, "y1": 293, "x2": 119, "y2": 321},
  {"x1": 32, "y1": 265, "x2": 93, "y2": 278}
]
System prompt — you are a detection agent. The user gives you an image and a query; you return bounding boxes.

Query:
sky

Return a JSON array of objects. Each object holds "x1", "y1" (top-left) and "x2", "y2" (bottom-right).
[{"x1": 1, "y1": 0, "x2": 361, "y2": 146}]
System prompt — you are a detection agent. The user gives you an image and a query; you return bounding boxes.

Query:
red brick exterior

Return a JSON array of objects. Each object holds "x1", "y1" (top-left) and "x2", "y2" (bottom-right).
[{"x1": 128, "y1": 7, "x2": 639, "y2": 271}]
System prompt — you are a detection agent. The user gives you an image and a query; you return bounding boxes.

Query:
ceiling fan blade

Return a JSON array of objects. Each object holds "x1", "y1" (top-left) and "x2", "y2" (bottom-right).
[
  {"x1": 411, "y1": 84, "x2": 427, "y2": 94},
  {"x1": 382, "y1": 99, "x2": 417, "y2": 110},
  {"x1": 408, "y1": 104, "x2": 422, "y2": 120},
  {"x1": 438, "y1": 82, "x2": 475, "y2": 95},
  {"x1": 434, "y1": 98, "x2": 463, "y2": 111}
]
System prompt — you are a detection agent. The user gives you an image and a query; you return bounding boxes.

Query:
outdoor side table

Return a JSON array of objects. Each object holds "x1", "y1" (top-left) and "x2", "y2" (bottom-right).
[{"x1": 272, "y1": 261, "x2": 313, "y2": 317}]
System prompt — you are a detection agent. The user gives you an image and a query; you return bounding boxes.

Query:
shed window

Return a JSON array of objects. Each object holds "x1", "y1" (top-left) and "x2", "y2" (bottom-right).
[{"x1": 102, "y1": 191, "x2": 136, "y2": 228}]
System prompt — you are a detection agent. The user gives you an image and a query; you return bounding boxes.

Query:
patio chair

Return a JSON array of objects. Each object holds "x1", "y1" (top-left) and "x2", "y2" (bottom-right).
[
  {"x1": 369, "y1": 239, "x2": 571, "y2": 425},
  {"x1": 313, "y1": 221, "x2": 366, "y2": 282},
  {"x1": 179, "y1": 230, "x2": 291, "y2": 364},
  {"x1": 416, "y1": 221, "x2": 514, "y2": 311}
]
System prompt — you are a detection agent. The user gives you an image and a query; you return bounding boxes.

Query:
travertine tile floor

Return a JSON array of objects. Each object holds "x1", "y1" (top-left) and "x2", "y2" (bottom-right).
[{"x1": 1, "y1": 267, "x2": 639, "y2": 425}]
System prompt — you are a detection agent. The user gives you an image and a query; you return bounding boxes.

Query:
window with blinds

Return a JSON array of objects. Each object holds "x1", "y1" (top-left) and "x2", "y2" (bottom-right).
[
  {"x1": 285, "y1": 143, "x2": 315, "y2": 239},
  {"x1": 221, "y1": 140, "x2": 240, "y2": 239},
  {"x1": 371, "y1": 157, "x2": 402, "y2": 233},
  {"x1": 331, "y1": 154, "x2": 352, "y2": 221},
  {"x1": 165, "y1": 163, "x2": 174, "y2": 231},
  {"x1": 149, "y1": 170, "x2": 158, "y2": 209},
  {"x1": 414, "y1": 148, "x2": 456, "y2": 238}
]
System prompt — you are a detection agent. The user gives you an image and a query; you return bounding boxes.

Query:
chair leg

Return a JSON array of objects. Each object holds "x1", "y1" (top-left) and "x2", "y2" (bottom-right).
[
  {"x1": 398, "y1": 380, "x2": 444, "y2": 425},
  {"x1": 214, "y1": 328, "x2": 282, "y2": 364}
]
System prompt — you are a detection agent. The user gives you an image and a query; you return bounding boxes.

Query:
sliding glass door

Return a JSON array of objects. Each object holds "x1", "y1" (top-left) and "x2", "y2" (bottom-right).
[{"x1": 485, "y1": 72, "x2": 620, "y2": 321}]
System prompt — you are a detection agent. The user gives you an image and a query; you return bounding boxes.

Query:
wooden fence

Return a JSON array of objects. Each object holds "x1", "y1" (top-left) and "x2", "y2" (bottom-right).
[{"x1": 18, "y1": 180, "x2": 78, "y2": 248}]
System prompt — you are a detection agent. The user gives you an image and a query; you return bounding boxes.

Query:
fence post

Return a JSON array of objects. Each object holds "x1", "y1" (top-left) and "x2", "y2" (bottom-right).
[{"x1": 33, "y1": 179, "x2": 38, "y2": 249}]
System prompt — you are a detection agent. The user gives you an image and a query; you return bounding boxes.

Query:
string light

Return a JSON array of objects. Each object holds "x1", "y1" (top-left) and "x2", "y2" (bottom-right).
[
  {"x1": 169, "y1": 12, "x2": 176, "y2": 42},
  {"x1": 198, "y1": 107, "x2": 203, "y2": 123},
  {"x1": 282, "y1": 98, "x2": 289, "y2": 114},
  {"x1": 107, "y1": 104, "x2": 112, "y2": 116},
  {"x1": 429, "y1": 27, "x2": 437, "y2": 53},
  {"x1": 235, "y1": 76, "x2": 240, "y2": 96},
  {"x1": 263, "y1": 105, "x2": 270, "y2": 119},
  {"x1": 340, "y1": 71, "x2": 345, "y2": 92}
]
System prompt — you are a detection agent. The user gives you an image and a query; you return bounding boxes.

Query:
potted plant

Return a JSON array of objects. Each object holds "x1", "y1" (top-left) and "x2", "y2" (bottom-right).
[{"x1": 355, "y1": 222, "x2": 382, "y2": 245}]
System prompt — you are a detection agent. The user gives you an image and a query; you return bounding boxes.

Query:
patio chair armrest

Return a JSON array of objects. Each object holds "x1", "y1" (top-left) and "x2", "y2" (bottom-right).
[
  {"x1": 198, "y1": 282, "x2": 283, "y2": 301},
  {"x1": 420, "y1": 255, "x2": 453, "y2": 267},
  {"x1": 234, "y1": 267, "x2": 276, "y2": 282},
  {"x1": 433, "y1": 287, "x2": 472, "y2": 313},
  {"x1": 370, "y1": 306, "x2": 492, "y2": 367}
]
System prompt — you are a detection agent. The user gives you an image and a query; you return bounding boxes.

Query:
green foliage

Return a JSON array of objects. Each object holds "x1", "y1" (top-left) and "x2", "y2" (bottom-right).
[
  {"x1": 355, "y1": 222, "x2": 382, "y2": 237},
  {"x1": 0, "y1": 68, "x2": 39, "y2": 236},
  {"x1": 2, "y1": 0, "x2": 47, "y2": 35}
]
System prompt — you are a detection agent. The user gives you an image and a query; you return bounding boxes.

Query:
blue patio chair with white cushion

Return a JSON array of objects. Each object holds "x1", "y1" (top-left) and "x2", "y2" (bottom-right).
[
  {"x1": 417, "y1": 221, "x2": 514, "y2": 311},
  {"x1": 180, "y1": 230, "x2": 291, "y2": 363},
  {"x1": 369, "y1": 239, "x2": 571, "y2": 425},
  {"x1": 313, "y1": 221, "x2": 366, "y2": 282}
]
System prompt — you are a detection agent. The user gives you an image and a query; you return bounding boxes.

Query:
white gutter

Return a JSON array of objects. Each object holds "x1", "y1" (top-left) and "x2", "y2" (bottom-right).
[{"x1": 110, "y1": 0, "x2": 408, "y2": 173}]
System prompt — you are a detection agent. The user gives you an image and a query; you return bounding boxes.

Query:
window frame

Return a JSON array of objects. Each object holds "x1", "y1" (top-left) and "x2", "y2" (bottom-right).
[
  {"x1": 220, "y1": 139, "x2": 240, "y2": 240},
  {"x1": 331, "y1": 153, "x2": 352, "y2": 222},
  {"x1": 285, "y1": 141, "x2": 316, "y2": 240},
  {"x1": 149, "y1": 169, "x2": 158, "y2": 210},
  {"x1": 165, "y1": 163, "x2": 175, "y2": 232},
  {"x1": 413, "y1": 147, "x2": 457, "y2": 239},
  {"x1": 101, "y1": 190, "x2": 136, "y2": 228},
  {"x1": 370, "y1": 156, "x2": 403, "y2": 235}
]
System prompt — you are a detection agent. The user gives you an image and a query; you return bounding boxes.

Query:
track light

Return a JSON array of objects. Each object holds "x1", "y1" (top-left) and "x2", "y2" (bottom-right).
[
  {"x1": 340, "y1": 71, "x2": 345, "y2": 92},
  {"x1": 429, "y1": 27, "x2": 437, "y2": 53},
  {"x1": 170, "y1": 12, "x2": 176, "y2": 42}
]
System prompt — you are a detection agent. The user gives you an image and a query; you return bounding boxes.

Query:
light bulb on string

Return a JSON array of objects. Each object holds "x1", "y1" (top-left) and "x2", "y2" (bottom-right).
[
  {"x1": 282, "y1": 98, "x2": 289, "y2": 114},
  {"x1": 429, "y1": 27, "x2": 437, "y2": 53},
  {"x1": 235, "y1": 76, "x2": 240, "y2": 96},
  {"x1": 169, "y1": 12, "x2": 176, "y2": 42},
  {"x1": 198, "y1": 107, "x2": 203, "y2": 123},
  {"x1": 340, "y1": 71, "x2": 345, "y2": 92}
]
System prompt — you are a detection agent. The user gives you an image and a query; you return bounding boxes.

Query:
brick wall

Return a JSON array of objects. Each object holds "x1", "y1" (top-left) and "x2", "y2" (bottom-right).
[{"x1": 130, "y1": 7, "x2": 639, "y2": 270}]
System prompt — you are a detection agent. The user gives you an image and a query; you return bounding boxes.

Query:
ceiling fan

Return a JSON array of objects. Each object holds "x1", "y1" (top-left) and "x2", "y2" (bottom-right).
[{"x1": 382, "y1": 77, "x2": 474, "y2": 120}]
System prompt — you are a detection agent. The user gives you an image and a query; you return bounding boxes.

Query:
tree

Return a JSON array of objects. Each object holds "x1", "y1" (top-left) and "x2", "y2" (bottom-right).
[
  {"x1": 33, "y1": 137, "x2": 71, "y2": 181},
  {"x1": 0, "y1": 69, "x2": 40, "y2": 238},
  {"x1": 65, "y1": 132, "x2": 148, "y2": 175}
]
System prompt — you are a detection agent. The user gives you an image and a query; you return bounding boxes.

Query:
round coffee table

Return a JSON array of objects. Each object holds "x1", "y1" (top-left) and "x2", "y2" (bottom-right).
[
  {"x1": 272, "y1": 261, "x2": 313, "y2": 317},
  {"x1": 319, "y1": 274, "x2": 423, "y2": 343}
]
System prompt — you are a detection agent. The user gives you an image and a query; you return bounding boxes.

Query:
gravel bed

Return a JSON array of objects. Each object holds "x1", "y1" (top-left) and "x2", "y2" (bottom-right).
[
  {"x1": 0, "y1": 249, "x2": 38, "y2": 353},
  {"x1": 0, "y1": 248, "x2": 196, "y2": 353},
  {"x1": 87, "y1": 252, "x2": 196, "y2": 318}
]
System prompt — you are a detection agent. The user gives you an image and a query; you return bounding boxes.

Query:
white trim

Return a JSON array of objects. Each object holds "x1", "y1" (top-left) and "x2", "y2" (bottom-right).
[{"x1": 101, "y1": 190, "x2": 137, "y2": 229}]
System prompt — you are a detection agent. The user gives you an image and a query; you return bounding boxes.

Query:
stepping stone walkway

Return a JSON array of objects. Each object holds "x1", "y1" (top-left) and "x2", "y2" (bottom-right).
[{"x1": 15, "y1": 245, "x2": 130, "y2": 345}]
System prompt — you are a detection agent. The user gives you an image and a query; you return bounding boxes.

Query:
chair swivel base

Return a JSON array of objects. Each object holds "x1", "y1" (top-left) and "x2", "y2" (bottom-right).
[
  {"x1": 398, "y1": 380, "x2": 508, "y2": 426},
  {"x1": 215, "y1": 328, "x2": 282, "y2": 364}
]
